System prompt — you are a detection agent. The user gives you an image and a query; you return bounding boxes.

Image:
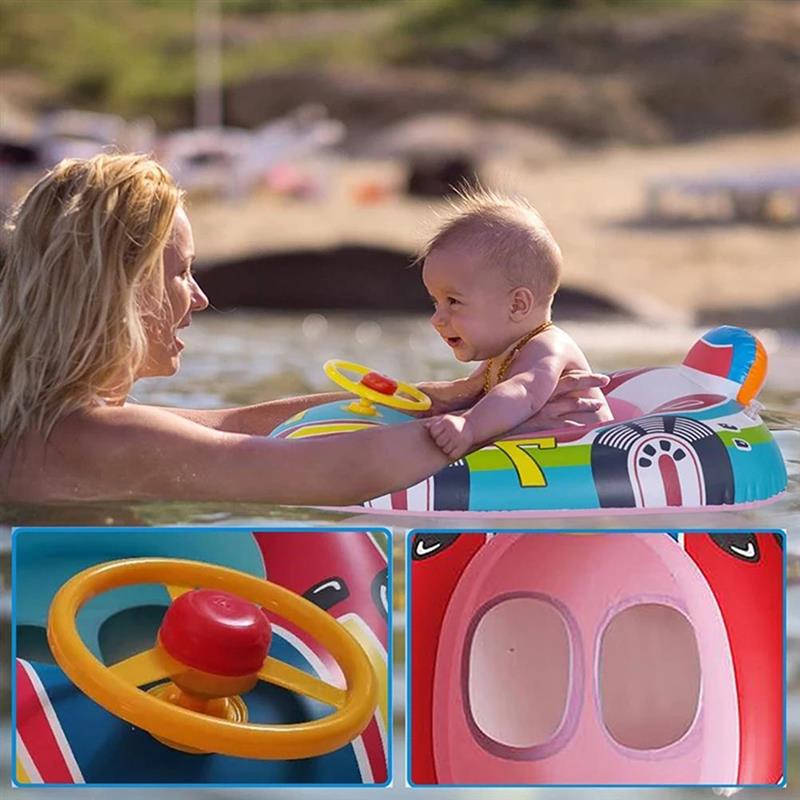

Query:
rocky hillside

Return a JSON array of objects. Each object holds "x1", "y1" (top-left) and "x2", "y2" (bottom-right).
[
  {"x1": 226, "y1": 1, "x2": 800, "y2": 145},
  {"x1": 2, "y1": 0, "x2": 798, "y2": 146}
]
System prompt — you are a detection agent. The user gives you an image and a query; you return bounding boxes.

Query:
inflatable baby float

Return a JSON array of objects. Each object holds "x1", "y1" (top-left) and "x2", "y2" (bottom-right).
[{"x1": 271, "y1": 326, "x2": 787, "y2": 515}]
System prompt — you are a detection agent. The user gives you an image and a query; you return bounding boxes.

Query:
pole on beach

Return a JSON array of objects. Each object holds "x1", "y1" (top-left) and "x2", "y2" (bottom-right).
[{"x1": 195, "y1": 0, "x2": 223, "y2": 129}]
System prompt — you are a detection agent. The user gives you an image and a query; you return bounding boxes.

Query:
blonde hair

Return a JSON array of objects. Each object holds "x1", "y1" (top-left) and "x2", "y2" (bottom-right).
[
  {"x1": 0, "y1": 153, "x2": 183, "y2": 449},
  {"x1": 420, "y1": 187, "x2": 562, "y2": 304}
]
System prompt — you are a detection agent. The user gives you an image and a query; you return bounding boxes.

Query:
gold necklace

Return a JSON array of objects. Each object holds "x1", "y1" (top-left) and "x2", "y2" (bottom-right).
[{"x1": 483, "y1": 320, "x2": 553, "y2": 394}]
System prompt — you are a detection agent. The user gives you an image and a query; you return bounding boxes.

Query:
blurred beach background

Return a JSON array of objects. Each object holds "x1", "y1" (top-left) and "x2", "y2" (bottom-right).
[{"x1": 1, "y1": 0, "x2": 799, "y2": 795}]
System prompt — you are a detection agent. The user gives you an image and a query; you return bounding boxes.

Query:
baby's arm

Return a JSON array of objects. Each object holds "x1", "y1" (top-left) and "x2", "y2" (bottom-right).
[
  {"x1": 415, "y1": 363, "x2": 486, "y2": 415},
  {"x1": 427, "y1": 342, "x2": 565, "y2": 459}
]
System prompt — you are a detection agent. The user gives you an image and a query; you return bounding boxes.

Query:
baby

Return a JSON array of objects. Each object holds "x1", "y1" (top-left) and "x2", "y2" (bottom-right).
[{"x1": 421, "y1": 189, "x2": 613, "y2": 459}]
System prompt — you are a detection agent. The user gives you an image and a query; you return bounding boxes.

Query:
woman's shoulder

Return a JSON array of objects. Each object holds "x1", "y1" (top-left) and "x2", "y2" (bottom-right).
[{"x1": 43, "y1": 403, "x2": 191, "y2": 447}]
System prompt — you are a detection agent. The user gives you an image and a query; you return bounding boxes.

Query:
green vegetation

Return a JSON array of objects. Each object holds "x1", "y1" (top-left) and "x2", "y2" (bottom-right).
[
  {"x1": 0, "y1": 0, "x2": 722, "y2": 126},
  {"x1": 1, "y1": 0, "x2": 199, "y2": 124},
  {"x1": 388, "y1": 0, "x2": 666, "y2": 52}
]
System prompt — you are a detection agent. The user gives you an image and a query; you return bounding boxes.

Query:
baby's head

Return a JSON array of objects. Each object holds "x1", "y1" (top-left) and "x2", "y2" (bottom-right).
[{"x1": 421, "y1": 188, "x2": 562, "y2": 362}]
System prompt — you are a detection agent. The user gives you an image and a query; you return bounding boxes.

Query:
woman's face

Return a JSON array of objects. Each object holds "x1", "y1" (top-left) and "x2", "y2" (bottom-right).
[{"x1": 140, "y1": 206, "x2": 209, "y2": 378}]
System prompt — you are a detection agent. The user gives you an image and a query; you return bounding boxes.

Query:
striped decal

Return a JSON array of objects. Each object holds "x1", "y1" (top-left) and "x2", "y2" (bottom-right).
[
  {"x1": 359, "y1": 716, "x2": 388, "y2": 784},
  {"x1": 285, "y1": 422, "x2": 376, "y2": 438},
  {"x1": 467, "y1": 443, "x2": 591, "y2": 470},
  {"x1": 15, "y1": 660, "x2": 84, "y2": 784},
  {"x1": 340, "y1": 614, "x2": 389, "y2": 745},
  {"x1": 340, "y1": 614, "x2": 389, "y2": 784},
  {"x1": 365, "y1": 476, "x2": 435, "y2": 510},
  {"x1": 683, "y1": 327, "x2": 767, "y2": 405},
  {"x1": 596, "y1": 416, "x2": 717, "y2": 452},
  {"x1": 15, "y1": 735, "x2": 41, "y2": 784},
  {"x1": 268, "y1": 624, "x2": 384, "y2": 784},
  {"x1": 737, "y1": 336, "x2": 767, "y2": 405},
  {"x1": 389, "y1": 490, "x2": 408, "y2": 510}
]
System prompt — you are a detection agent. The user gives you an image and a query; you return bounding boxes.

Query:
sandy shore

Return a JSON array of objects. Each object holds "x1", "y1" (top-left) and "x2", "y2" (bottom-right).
[{"x1": 190, "y1": 128, "x2": 800, "y2": 325}]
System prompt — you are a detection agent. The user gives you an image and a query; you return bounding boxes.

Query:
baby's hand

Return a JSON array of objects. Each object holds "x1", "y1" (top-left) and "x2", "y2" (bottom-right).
[{"x1": 425, "y1": 414, "x2": 474, "y2": 460}]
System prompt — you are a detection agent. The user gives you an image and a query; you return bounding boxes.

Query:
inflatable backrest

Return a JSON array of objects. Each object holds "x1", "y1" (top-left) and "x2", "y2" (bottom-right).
[
  {"x1": 681, "y1": 326, "x2": 767, "y2": 405},
  {"x1": 604, "y1": 326, "x2": 767, "y2": 419}
]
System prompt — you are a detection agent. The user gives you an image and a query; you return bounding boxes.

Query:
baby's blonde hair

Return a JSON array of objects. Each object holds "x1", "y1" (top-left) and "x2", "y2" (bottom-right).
[
  {"x1": 0, "y1": 153, "x2": 183, "y2": 449},
  {"x1": 420, "y1": 187, "x2": 562, "y2": 305}
]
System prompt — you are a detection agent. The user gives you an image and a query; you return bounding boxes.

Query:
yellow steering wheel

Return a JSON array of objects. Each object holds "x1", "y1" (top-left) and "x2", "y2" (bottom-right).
[
  {"x1": 47, "y1": 558, "x2": 378, "y2": 760},
  {"x1": 324, "y1": 359, "x2": 431, "y2": 416}
]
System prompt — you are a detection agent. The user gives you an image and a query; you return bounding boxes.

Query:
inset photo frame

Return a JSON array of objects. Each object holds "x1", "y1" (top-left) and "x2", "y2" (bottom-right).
[
  {"x1": 12, "y1": 526, "x2": 391, "y2": 788},
  {"x1": 408, "y1": 529, "x2": 785, "y2": 788}
]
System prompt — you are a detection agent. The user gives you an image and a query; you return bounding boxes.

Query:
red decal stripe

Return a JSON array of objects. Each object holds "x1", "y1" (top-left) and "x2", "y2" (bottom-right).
[
  {"x1": 658, "y1": 454, "x2": 683, "y2": 506},
  {"x1": 390, "y1": 490, "x2": 408, "y2": 510},
  {"x1": 361, "y1": 717, "x2": 388, "y2": 783},
  {"x1": 15, "y1": 661, "x2": 75, "y2": 784}
]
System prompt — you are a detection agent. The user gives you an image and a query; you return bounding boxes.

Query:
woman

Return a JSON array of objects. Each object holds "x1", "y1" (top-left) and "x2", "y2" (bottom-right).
[{"x1": 0, "y1": 154, "x2": 607, "y2": 505}]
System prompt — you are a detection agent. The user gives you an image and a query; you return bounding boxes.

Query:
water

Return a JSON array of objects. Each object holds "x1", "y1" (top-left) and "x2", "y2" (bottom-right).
[
  {"x1": 2, "y1": 310, "x2": 798, "y2": 794},
  {"x1": 132, "y1": 311, "x2": 800, "y2": 414}
]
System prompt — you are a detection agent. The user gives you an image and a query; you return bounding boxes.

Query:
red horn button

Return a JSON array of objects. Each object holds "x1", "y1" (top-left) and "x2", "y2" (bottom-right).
[
  {"x1": 361, "y1": 371, "x2": 398, "y2": 395},
  {"x1": 159, "y1": 589, "x2": 271, "y2": 676}
]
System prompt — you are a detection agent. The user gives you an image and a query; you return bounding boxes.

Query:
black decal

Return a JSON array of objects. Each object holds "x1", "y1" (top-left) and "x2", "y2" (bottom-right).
[
  {"x1": 591, "y1": 416, "x2": 734, "y2": 508},
  {"x1": 371, "y1": 567, "x2": 388, "y2": 619},
  {"x1": 412, "y1": 533, "x2": 461, "y2": 560},
  {"x1": 709, "y1": 533, "x2": 760, "y2": 563},
  {"x1": 303, "y1": 576, "x2": 350, "y2": 609},
  {"x1": 432, "y1": 459, "x2": 470, "y2": 510}
]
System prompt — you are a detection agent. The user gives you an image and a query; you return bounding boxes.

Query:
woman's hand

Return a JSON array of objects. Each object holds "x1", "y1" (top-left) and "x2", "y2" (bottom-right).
[
  {"x1": 497, "y1": 370, "x2": 610, "y2": 436},
  {"x1": 551, "y1": 370, "x2": 610, "y2": 399},
  {"x1": 526, "y1": 370, "x2": 610, "y2": 429}
]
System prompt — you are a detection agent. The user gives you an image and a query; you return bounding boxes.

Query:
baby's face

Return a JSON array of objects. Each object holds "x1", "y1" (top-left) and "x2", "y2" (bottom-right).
[{"x1": 423, "y1": 244, "x2": 518, "y2": 362}]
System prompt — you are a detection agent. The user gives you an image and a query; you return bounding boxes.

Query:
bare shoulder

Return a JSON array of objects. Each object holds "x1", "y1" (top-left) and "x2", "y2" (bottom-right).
[
  {"x1": 51, "y1": 404, "x2": 222, "y2": 458},
  {"x1": 510, "y1": 325, "x2": 571, "y2": 374},
  {"x1": 524, "y1": 325, "x2": 592, "y2": 368},
  {"x1": 551, "y1": 326, "x2": 593, "y2": 370}
]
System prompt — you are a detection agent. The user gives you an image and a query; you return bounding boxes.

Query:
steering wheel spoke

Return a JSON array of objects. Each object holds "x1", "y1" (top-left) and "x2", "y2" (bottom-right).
[
  {"x1": 109, "y1": 645, "x2": 179, "y2": 687},
  {"x1": 258, "y1": 656, "x2": 346, "y2": 709},
  {"x1": 164, "y1": 583, "x2": 193, "y2": 601}
]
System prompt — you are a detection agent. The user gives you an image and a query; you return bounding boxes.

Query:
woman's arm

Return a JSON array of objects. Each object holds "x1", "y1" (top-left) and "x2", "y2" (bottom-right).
[
  {"x1": 10, "y1": 372, "x2": 610, "y2": 505},
  {"x1": 160, "y1": 362, "x2": 487, "y2": 432},
  {"x1": 56, "y1": 404, "x2": 450, "y2": 505},
  {"x1": 155, "y1": 392, "x2": 349, "y2": 435}
]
